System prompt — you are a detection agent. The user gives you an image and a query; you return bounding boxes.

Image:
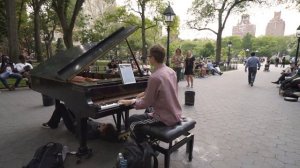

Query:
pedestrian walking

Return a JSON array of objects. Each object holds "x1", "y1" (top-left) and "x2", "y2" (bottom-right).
[
  {"x1": 245, "y1": 52, "x2": 261, "y2": 87},
  {"x1": 281, "y1": 56, "x2": 286, "y2": 68},
  {"x1": 275, "y1": 57, "x2": 279, "y2": 67}
]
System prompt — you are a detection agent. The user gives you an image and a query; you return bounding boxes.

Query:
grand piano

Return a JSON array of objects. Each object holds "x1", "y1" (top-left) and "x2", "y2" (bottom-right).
[{"x1": 30, "y1": 26, "x2": 148, "y2": 159}]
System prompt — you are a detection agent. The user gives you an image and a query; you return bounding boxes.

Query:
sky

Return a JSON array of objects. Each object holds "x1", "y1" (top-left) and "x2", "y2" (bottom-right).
[{"x1": 116, "y1": 0, "x2": 300, "y2": 40}]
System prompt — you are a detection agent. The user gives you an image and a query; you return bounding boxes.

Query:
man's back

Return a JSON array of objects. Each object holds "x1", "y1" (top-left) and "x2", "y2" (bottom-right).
[{"x1": 246, "y1": 56, "x2": 260, "y2": 68}]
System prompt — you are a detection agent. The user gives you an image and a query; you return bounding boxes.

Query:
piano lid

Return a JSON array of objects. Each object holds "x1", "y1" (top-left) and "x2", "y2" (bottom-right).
[{"x1": 30, "y1": 26, "x2": 138, "y2": 82}]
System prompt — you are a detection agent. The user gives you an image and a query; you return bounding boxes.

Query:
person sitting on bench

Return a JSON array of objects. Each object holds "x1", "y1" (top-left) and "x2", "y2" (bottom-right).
[
  {"x1": 0, "y1": 55, "x2": 22, "y2": 91},
  {"x1": 271, "y1": 66, "x2": 293, "y2": 84},
  {"x1": 118, "y1": 44, "x2": 182, "y2": 142},
  {"x1": 15, "y1": 54, "x2": 33, "y2": 87}
]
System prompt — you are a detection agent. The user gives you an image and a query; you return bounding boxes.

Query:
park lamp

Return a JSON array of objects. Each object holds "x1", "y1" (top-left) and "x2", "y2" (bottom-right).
[
  {"x1": 227, "y1": 41, "x2": 232, "y2": 66},
  {"x1": 227, "y1": 41, "x2": 232, "y2": 48},
  {"x1": 163, "y1": 3, "x2": 176, "y2": 67},
  {"x1": 163, "y1": 3, "x2": 176, "y2": 26},
  {"x1": 296, "y1": 25, "x2": 300, "y2": 38}
]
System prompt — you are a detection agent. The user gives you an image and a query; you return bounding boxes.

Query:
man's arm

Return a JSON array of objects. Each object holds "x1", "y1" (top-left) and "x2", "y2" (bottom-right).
[
  {"x1": 257, "y1": 58, "x2": 261, "y2": 70},
  {"x1": 245, "y1": 60, "x2": 248, "y2": 72}
]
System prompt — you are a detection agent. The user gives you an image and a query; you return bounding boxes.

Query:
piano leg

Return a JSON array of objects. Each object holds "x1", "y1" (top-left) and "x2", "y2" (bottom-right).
[
  {"x1": 124, "y1": 109, "x2": 129, "y2": 130},
  {"x1": 116, "y1": 112, "x2": 122, "y2": 132},
  {"x1": 115, "y1": 109, "x2": 129, "y2": 132},
  {"x1": 76, "y1": 117, "x2": 92, "y2": 164}
]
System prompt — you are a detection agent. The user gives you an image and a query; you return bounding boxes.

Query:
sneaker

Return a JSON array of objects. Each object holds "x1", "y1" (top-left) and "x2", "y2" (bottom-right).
[
  {"x1": 250, "y1": 82, "x2": 253, "y2": 87},
  {"x1": 42, "y1": 123, "x2": 50, "y2": 128}
]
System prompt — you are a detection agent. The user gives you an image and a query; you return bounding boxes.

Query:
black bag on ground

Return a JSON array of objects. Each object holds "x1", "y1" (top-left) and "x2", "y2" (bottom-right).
[
  {"x1": 121, "y1": 140, "x2": 158, "y2": 168},
  {"x1": 23, "y1": 142, "x2": 67, "y2": 168}
]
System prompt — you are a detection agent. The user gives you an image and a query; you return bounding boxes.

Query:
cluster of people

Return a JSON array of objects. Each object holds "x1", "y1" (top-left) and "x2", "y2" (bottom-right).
[
  {"x1": 105, "y1": 57, "x2": 151, "y2": 76},
  {"x1": 274, "y1": 56, "x2": 287, "y2": 68},
  {"x1": 271, "y1": 63, "x2": 300, "y2": 99},
  {"x1": 0, "y1": 54, "x2": 33, "y2": 91},
  {"x1": 171, "y1": 48, "x2": 223, "y2": 88},
  {"x1": 279, "y1": 69, "x2": 300, "y2": 98}
]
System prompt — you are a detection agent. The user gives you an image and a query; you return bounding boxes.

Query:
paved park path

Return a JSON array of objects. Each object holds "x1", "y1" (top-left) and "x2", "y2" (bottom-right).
[{"x1": 0, "y1": 64, "x2": 299, "y2": 168}]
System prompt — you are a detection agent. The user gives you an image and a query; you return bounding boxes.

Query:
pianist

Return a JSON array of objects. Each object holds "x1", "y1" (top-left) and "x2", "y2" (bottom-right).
[{"x1": 118, "y1": 44, "x2": 182, "y2": 142}]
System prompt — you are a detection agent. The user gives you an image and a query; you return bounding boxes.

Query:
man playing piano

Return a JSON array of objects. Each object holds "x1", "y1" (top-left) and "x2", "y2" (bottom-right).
[{"x1": 118, "y1": 44, "x2": 182, "y2": 142}]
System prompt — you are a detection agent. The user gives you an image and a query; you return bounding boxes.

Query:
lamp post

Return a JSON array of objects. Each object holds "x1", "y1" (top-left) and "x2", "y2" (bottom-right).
[
  {"x1": 245, "y1": 48, "x2": 250, "y2": 57},
  {"x1": 295, "y1": 25, "x2": 300, "y2": 68},
  {"x1": 163, "y1": 3, "x2": 176, "y2": 67},
  {"x1": 227, "y1": 41, "x2": 232, "y2": 67}
]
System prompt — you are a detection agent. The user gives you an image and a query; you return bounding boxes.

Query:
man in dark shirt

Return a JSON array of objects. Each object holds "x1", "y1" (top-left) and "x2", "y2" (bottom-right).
[{"x1": 245, "y1": 52, "x2": 261, "y2": 87}]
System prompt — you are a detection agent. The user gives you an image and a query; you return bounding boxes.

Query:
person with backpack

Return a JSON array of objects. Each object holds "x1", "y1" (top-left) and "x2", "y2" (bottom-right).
[
  {"x1": 245, "y1": 52, "x2": 261, "y2": 87},
  {"x1": 42, "y1": 103, "x2": 118, "y2": 141},
  {"x1": 118, "y1": 44, "x2": 182, "y2": 143}
]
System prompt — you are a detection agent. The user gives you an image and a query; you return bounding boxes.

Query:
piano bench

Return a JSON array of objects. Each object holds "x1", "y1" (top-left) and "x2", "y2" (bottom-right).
[{"x1": 139, "y1": 117, "x2": 196, "y2": 168}]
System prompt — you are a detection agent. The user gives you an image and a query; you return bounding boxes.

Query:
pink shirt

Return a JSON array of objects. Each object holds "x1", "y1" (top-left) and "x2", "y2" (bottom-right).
[{"x1": 134, "y1": 64, "x2": 182, "y2": 126}]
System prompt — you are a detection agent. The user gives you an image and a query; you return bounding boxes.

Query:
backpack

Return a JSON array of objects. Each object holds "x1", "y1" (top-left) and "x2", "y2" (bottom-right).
[
  {"x1": 23, "y1": 142, "x2": 68, "y2": 168},
  {"x1": 121, "y1": 141, "x2": 158, "y2": 168}
]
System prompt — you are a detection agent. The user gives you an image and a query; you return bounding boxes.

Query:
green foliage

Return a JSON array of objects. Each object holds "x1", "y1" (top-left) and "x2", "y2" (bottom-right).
[
  {"x1": 242, "y1": 33, "x2": 253, "y2": 51},
  {"x1": 200, "y1": 42, "x2": 215, "y2": 58}
]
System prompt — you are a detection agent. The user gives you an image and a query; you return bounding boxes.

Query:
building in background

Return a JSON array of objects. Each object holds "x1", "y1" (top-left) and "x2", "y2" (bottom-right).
[
  {"x1": 265, "y1": 11, "x2": 285, "y2": 36},
  {"x1": 232, "y1": 14, "x2": 256, "y2": 37}
]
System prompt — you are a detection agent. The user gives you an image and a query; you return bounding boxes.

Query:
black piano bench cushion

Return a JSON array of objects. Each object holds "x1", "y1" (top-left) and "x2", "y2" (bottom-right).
[{"x1": 139, "y1": 117, "x2": 196, "y2": 142}]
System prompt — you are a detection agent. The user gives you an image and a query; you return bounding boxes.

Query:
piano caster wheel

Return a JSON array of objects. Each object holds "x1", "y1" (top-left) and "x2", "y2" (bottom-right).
[{"x1": 75, "y1": 147, "x2": 93, "y2": 164}]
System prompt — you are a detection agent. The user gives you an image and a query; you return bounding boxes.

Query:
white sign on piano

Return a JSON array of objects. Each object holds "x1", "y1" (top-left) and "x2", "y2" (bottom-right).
[{"x1": 118, "y1": 64, "x2": 136, "y2": 85}]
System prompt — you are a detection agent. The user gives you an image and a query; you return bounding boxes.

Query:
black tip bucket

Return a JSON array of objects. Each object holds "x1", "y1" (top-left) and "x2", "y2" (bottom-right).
[
  {"x1": 42, "y1": 94, "x2": 55, "y2": 106},
  {"x1": 185, "y1": 91, "x2": 195, "y2": 106}
]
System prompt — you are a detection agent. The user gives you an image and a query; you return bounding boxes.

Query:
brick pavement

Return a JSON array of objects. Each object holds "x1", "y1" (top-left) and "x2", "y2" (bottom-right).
[{"x1": 0, "y1": 64, "x2": 299, "y2": 168}]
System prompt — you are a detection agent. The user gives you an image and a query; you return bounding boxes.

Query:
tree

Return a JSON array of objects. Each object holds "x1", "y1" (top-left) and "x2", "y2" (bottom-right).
[
  {"x1": 40, "y1": 1, "x2": 59, "y2": 59},
  {"x1": 4, "y1": 0, "x2": 19, "y2": 62},
  {"x1": 242, "y1": 33, "x2": 253, "y2": 52},
  {"x1": 29, "y1": 0, "x2": 47, "y2": 62},
  {"x1": 200, "y1": 42, "x2": 215, "y2": 58},
  {"x1": 123, "y1": 0, "x2": 168, "y2": 63},
  {"x1": 187, "y1": 0, "x2": 266, "y2": 63},
  {"x1": 52, "y1": 0, "x2": 85, "y2": 49}
]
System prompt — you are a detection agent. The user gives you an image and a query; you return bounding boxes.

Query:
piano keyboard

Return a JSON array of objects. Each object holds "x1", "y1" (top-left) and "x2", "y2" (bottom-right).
[{"x1": 99, "y1": 103, "x2": 120, "y2": 110}]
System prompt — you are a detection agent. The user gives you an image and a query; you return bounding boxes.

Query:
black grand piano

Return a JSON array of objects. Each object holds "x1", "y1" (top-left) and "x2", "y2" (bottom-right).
[{"x1": 30, "y1": 26, "x2": 148, "y2": 159}]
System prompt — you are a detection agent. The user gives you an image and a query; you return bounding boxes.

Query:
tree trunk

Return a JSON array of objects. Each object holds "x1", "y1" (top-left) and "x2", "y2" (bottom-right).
[
  {"x1": 63, "y1": 28, "x2": 73, "y2": 49},
  {"x1": 215, "y1": 10, "x2": 223, "y2": 63},
  {"x1": 141, "y1": 3, "x2": 146, "y2": 63},
  {"x1": 5, "y1": 0, "x2": 19, "y2": 62},
  {"x1": 215, "y1": 32, "x2": 222, "y2": 63},
  {"x1": 33, "y1": 5, "x2": 43, "y2": 62}
]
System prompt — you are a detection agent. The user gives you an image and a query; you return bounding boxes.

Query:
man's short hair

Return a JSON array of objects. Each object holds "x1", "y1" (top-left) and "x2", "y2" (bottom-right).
[
  {"x1": 250, "y1": 52, "x2": 256, "y2": 56},
  {"x1": 149, "y1": 44, "x2": 165, "y2": 63}
]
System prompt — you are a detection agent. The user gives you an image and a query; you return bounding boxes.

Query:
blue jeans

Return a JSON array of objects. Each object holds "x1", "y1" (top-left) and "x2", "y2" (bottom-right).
[{"x1": 0, "y1": 72, "x2": 22, "y2": 89}]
